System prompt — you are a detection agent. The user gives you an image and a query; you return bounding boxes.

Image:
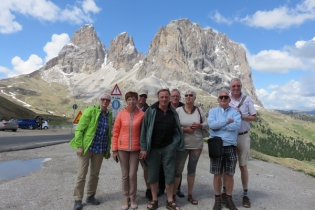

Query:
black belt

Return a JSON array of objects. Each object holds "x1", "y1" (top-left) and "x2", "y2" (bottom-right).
[{"x1": 238, "y1": 131, "x2": 248, "y2": 135}]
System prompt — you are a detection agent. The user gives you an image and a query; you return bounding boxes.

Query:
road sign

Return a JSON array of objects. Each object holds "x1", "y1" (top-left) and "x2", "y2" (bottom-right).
[
  {"x1": 72, "y1": 104, "x2": 78, "y2": 110},
  {"x1": 111, "y1": 100, "x2": 121, "y2": 110},
  {"x1": 110, "y1": 84, "x2": 122, "y2": 96},
  {"x1": 73, "y1": 111, "x2": 82, "y2": 124}
]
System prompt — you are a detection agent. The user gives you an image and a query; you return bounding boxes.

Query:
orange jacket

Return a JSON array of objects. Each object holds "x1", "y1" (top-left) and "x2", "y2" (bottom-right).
[{"x1": 111, "y1": 108, "x2": 145, "y2": 151}]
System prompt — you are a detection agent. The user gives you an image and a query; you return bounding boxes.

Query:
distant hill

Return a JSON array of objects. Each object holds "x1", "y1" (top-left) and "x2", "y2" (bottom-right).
[
  {"x1": 299, "y1": 110, "x2": 315, "y2": 115},
  {"x1": 0, "y1": 95, "x2": 37, "y2": 120}
]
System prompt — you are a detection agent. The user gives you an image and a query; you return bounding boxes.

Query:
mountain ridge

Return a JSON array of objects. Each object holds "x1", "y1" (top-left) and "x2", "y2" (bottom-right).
[{"x1": 0, "y1": 18, "x2": 262, "y2": 116}]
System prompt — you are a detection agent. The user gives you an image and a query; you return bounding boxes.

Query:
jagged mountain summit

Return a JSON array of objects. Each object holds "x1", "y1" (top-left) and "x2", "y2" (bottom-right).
[{"x1": 0, "y1": 19, "x2": 262, "y2": 116}]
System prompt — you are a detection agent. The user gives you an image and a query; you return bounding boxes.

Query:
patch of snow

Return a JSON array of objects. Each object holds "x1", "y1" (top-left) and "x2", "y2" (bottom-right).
[
  {"x1": 66, "y1": 43, "x2": 78, "y2": 48},
  {"x1": 0, "y1": 89, "x2": 31, "y2": 107}
]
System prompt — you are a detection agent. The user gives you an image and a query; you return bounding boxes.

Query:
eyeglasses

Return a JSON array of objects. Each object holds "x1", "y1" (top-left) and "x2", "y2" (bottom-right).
[
  {"x1": 231, "y1": 85, "x2": 241, "y2": 88},
  {"x1": 100, "y1": 98, "x2": 111, "y2": 102},
  {"x1": 139, "y1": 95, "x2": 147, "y2": 98},
  {"x1": 218, "y1": 95, "x2": 229, "y2": 100},
  {"x1": 171, "y1": 95, "x2": 180, "y2": 98},
  {"x1": 185, "y1": 94, "x2": 194, "y2": 97}
]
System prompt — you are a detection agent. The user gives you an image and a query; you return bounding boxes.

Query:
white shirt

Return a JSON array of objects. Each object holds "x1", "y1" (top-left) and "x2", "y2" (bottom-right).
[{"x1": 229, "y1": 92, "x2": 256, "y2": 133}]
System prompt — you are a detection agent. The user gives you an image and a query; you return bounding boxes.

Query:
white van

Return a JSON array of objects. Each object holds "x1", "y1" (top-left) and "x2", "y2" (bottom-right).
[{"x1": 42, "y1": 120, "x2": 49, "y2": 129}]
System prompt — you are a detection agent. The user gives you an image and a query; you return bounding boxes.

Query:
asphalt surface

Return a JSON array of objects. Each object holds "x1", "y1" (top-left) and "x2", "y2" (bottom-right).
[
  {"x1": 0, "y1": 130, "x2": 314, "y2": 210},
  {"x1": 0, "y1": 130, "x2": 74, "y2": 152}
]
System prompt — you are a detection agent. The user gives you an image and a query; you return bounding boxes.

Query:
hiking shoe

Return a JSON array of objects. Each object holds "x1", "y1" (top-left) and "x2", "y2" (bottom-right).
[
  {"x1": 86, "y1": 195, "x2": 100, "y2": 205},
  {"x1": 213, "y1": 196, "x2": 221, "y2": 210},
  {"x1": 146, "y1": 189, "x2": 153, "y2": 200},
  {"x1": 220, "y1": 193, "x2": 227, "y2": 204},
  {"x1": 243, "y1": 196, "x2": 251, "y2": 208},
  {"x1": 73, "y1": 200, "x2": 83, "y2": 210},
  {"x1": 226, "y1": 196, "x2": 238, "y2": 210}
]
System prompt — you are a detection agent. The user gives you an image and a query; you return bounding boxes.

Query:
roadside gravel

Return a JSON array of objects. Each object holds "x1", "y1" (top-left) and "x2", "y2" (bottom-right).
[{"x1": 0, "y1": 133, "x2": 314, "y2": 210}]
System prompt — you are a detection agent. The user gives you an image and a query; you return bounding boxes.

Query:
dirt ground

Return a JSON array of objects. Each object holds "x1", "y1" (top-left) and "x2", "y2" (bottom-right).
[{"x1": 0, "y1": 131, "x2": 314, "y2": 210}]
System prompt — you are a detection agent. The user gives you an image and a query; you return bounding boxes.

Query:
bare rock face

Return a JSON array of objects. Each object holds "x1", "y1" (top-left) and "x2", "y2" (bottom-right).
[
  {"x1": 137, "y1": 19, "x2": 262, "y2": 106},
  {"x1": 43, "y1": 24, "x2": 106, "y2": 74},
  {"x1": 107, "y1": 32, "x2": 143, "y2": 71}
]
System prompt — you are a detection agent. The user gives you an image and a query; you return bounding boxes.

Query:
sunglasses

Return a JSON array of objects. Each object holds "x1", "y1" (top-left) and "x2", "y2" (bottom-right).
[
  {"x1": 139, "y1": 95, "x2": 147, "y2": 98},
  {"x1": 185, "y1": 94, "x2": 194, "y2": 97},
  {"x1": 100, "y1": 98, "x2": 111, "y2": 102},
  {"x1": 219, "y1": 95, "x2": 229, "y2": 100},
  {"x1": 231, "y1": 85, "x2": 241, "y2": 88}
]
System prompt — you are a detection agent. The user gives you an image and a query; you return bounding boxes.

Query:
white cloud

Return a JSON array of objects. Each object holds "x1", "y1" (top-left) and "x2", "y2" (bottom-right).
[
  {"x1": 245, "y1": 36, "x2": 315, "y2": 73},
  {"x1": 0, "y1": 7, "x2": 22, "y2": 33},
  {"x1": 10, "y1": 55, "x2": 43, "y2": 77},
  {"x1": 209, "y1": 11, "x2": 233, "y2": 25},
  {"x1": 295, "y1": 40, "x2": 307, "y2": 48},
  {"x1": 286, "y1": 37, "x2": 315, "y2": 59},
  {"x1": 44, "y1": 33, "x2": 70, "y2": 62},
  {"x1": 210, "y1": 0, "x2": 315, "y2": 30},
  {"x1": 0, "y1": 66, "x2": 11, "y2": 74},
  {"x1": 82, "y1": 0, "x2": 101, "y2": 13},
  {"x1": 247, "y1": 50, "x2": 307, "y2": 73},
  {"x1": 256, "y1": 79, "x2": 315, "y2": 110},
  {"x1": 300, "y1": 69, "x2": 315, "y2": 96},
  {"x1": 0, "y1": 0, "x2": 101, "y2": 34}
]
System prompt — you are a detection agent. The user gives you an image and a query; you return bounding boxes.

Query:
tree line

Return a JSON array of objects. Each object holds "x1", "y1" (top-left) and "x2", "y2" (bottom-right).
[{"x1": 250, "y1": 112, "x2": 315, "y2": 161}]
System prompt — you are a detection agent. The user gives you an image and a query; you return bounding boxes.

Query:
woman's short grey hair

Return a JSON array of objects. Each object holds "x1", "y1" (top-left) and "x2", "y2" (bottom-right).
[
  {"x1": 98, "y1": 93, "x2": 111, "y2": 100},
  {"x1": 230, "y1": 78, "x2": 242, "y2": 85},
  {"x1": 185, "y1": 88, "x2": 197, "y2": 97}
]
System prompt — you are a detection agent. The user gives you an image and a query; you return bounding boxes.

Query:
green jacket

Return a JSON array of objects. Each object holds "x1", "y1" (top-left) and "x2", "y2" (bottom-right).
[
  {"x1": 140, "y1": 101, "x2": 184, "y2": 154},
  {"x1": 69, "y1": 105, "x2": 113, "y2": 158}
]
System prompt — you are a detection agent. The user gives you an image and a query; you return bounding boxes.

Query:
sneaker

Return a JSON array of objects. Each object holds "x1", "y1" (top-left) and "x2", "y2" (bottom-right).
[
  {"x1": 86, "y1": 195, "x2": 100, "y2": 205},
  {"x1": 213, "y1": 196, "x2": 221, "y2": 210},
  {"x1": 243, "y1": 195, "x2": 251, "y2": 208},
  {"x1": 73, "y1": 200, "x2": 83, "y2": 210},
  {"x1": 226, "y1": 196, "x2": 238, "y2": 210},
  {"x1": 145, "y1": 189, "x2": 152, "y2": 200},
  {"x1": 220, "y1": 193, "x2": 227, "y2": 204}
]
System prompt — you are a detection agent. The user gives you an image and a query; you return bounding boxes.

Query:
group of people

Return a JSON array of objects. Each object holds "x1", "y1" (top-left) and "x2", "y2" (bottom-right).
[{"x1": 69, "y1": 78, "x2": 257, "y2": 210}]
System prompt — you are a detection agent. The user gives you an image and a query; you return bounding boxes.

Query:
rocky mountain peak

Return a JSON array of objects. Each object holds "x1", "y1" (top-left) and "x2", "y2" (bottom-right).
[
  {"x1": 42, "y1": 24, "x2": 106, "y2": 74},
  {"x1": 71, "y1": 24, "x2": 102, "y2": 47},
  {"x1": 108, "y1": 32, "x2": 142, "y2": 71},
  {"x1": 137, "y1": 18, "x2": 262, "y2": 106}
]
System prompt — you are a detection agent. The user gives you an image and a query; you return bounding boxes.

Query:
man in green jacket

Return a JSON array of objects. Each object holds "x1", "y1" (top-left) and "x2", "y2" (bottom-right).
[
  {"x1": 70, "y1": 93, "x2": 113, "y2": 210},
  {"x1": 140, "y1": 88, "x2": 184, "y2": 210}
]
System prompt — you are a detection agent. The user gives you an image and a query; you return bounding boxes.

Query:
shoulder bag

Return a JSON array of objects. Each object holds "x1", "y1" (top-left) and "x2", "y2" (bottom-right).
[{"x1": 207, "y1": 136, "x2": 223, "y2": 158}]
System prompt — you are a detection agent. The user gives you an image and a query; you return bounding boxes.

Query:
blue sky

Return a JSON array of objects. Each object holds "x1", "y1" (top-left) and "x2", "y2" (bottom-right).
[{"x1": 0, "y1": 0, "x2": 315, "y2": 111}]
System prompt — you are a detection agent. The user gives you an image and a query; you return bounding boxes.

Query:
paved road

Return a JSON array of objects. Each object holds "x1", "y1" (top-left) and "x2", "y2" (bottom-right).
[{"x1": 0, "y1": 129, "x2": 74, "y2": 152}]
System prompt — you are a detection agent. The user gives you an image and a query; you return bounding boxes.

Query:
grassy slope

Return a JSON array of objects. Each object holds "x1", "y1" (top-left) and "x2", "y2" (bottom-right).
[{"x1": 250, "y1": 109, "x2": 315, "y2": 176}]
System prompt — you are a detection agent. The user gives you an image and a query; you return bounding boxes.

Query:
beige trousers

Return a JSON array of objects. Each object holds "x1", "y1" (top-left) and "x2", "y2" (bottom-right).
[
  {"x1": 73, "y1": 150, "x2": 104, "y2": 201},
  {"x1": 118, "y1": 150, "x2": 140, "y2": 201}
]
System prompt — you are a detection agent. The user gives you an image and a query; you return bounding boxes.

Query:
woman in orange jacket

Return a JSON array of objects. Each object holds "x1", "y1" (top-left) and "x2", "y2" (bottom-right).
[{"x1": 112, "y1": 91, "x2": 145, "y2": 210}]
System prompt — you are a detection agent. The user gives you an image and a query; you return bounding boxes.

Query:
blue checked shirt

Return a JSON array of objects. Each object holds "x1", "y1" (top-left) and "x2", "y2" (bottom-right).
[{"x1": 88, "y1": 110, "x2": 109, "y2": 153}]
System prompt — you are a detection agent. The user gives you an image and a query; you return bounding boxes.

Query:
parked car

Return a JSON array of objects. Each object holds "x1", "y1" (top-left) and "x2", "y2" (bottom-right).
[
  {"x1": 0, "y1": 120, "x2": 19, "y2": 132},
  {"x1": 42, "y1": 120, "x2": 49, "y2": 129},
  {"x1": 15, "y1": 119, "x2": 38, "y2": 130}
]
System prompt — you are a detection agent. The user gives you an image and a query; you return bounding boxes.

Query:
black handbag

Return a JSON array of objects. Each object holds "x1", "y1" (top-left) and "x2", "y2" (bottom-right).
[{"x1": 207, "y1": 136, "x2": 223, "y2": 158}]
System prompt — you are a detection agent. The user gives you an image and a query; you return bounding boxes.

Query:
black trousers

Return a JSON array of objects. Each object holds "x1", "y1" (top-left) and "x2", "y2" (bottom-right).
[{"x1": 158, "y1": 162, "x2": 182, "y2": 191}]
